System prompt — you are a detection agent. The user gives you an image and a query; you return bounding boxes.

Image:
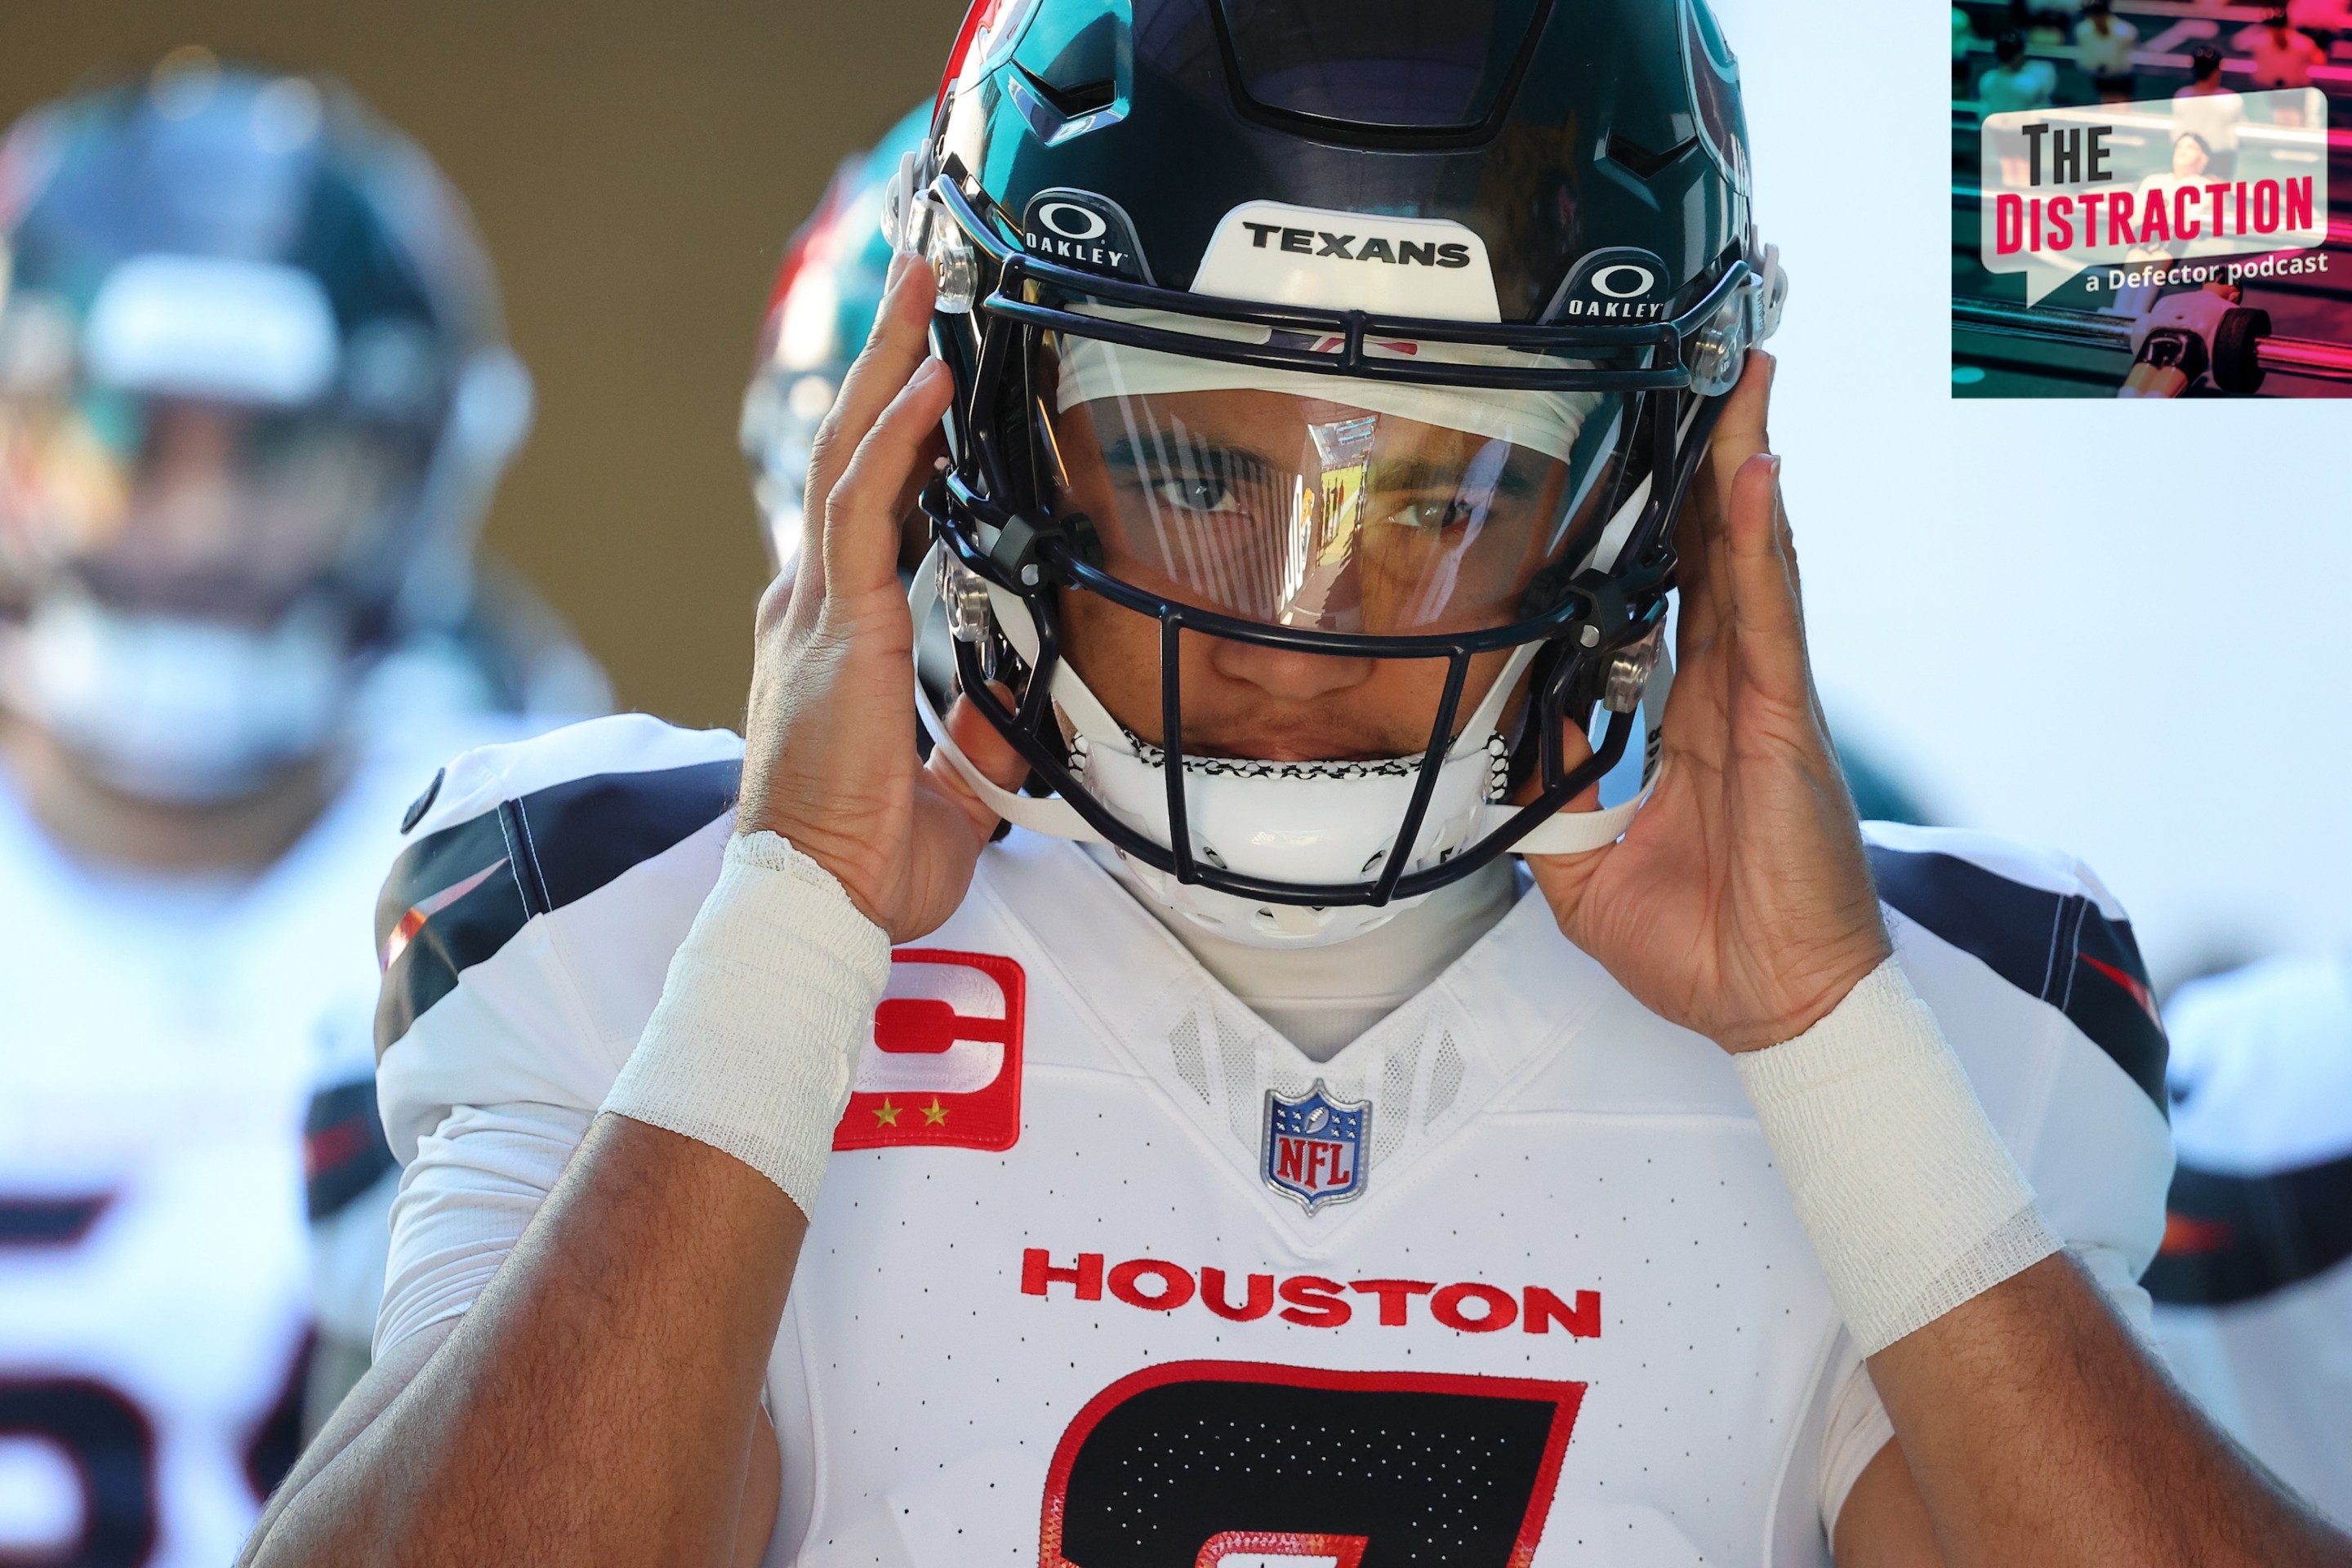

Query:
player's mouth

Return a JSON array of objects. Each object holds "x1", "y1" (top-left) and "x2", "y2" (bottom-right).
[{"x1": 1161, "y1": 722, "x2": 1450, "y2": 766}]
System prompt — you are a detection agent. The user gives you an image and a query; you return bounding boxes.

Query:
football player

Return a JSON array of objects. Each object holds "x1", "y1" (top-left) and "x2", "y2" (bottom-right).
[
  {"x1": 247, "y1": 2, "x2": 2350, "y2": 1564},
  {"x1": 0, "y1": 54, "x2": 593, "y2": 1566},
  {"x1": 2146, "y1": 956, "x2": 2352, "y2": 1526}
]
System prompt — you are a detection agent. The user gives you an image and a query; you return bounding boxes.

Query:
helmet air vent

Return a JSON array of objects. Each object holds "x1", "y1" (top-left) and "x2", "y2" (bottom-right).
[
  {"x1": 1214, "y1": 0, "x2": 1550, "y2": 134},
  {"x1": 1603, "y1": 133, "x2": 1696, "y2": 181},
  {"x1": 1014, "y1": 65, "x2": 1116, "y2": 117}
]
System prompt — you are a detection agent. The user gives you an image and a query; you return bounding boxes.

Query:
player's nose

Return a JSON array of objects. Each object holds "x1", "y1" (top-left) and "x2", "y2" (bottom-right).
[{"x1": 1206, "y1": 638, "x2": 1375, "y2": 704}]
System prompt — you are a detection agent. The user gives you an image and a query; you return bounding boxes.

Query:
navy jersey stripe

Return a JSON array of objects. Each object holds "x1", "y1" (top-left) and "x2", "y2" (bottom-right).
[
  {"x1": 372, "y1": 758, "x2": 742, "y2": 1058},
  {"x1": 305, "y1": 1079, "x2": 397, "y2": 1221},
  {"x1": 1867, "y1": 844, "x2": 2168, "y2": 1112},
  {"x1": 0, "y1": 1195, "x2": 114, "y2": 1247},
  {"x1": 2144, "y1": 1151, "x2": 2352, "y2": 1307},
  {"x1": 372, "y1": 805, "x2": 528, "y2": 1057}
]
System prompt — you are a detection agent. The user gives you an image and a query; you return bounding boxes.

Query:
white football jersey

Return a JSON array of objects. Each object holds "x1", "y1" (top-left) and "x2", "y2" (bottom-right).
[
  {"x1": 0, "y1": 728, "x2": 481, "y2": 1568},
  {"x1": 373, "y1": 715, "x2": 2175, "y2": 1567},
  {"x1": 2146, "y1": 954, "x2": 2352, "y2": 1527}
]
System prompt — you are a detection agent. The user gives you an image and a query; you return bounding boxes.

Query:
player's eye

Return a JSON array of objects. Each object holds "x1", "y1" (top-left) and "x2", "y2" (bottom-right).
[
  {"x1": 1379, "y1": 497, "x2": 1477, "y2": 532},
  {"x1": 1147, "y1": 475, "x2": 1242, "y2": 515}
]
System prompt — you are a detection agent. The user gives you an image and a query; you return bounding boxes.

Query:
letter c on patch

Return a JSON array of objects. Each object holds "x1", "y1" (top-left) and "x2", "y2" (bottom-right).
[{"x1": 1035, "y1": 201, "x2": 1109, "y2": 242}]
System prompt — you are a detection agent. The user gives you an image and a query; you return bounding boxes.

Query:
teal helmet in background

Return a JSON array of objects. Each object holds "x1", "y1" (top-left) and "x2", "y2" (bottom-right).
[
  {"x1": 0, "y1": 53, "x2": 543, "y2": 800},
  {"x1": 740, "y1": 105, "x2": 932, "y2": 571}
]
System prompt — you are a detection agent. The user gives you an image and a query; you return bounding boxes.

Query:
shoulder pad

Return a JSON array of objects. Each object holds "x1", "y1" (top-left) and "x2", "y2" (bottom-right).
[
  {"x1": 2144, "y1": 1149, "x2": 2352, "y2": 1307},
  {"x1": 2149, "y1": 953, "x2": 2352, "y2": 1304},
  {"x1": 400, "y1": 768, "x2": 443, "y2": 834},
  {"x1": 1864, "y1": 822, "x2": 2167, "y2": 1113},
  {"x1": 305, "y1": 1078, "x2": 396, "y2": 1222},
  {"x1": 374, "y1": 716, "x2": 744, "y2": 1058},
  {"x1": 2165, "y1": 953, "x2": 2352, "y2": 1165}
]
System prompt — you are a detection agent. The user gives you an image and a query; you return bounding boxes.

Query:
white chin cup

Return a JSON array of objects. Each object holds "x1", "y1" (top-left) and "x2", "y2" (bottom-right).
[
  {"x1": 1076, "y1": 730, "x2": 1507, "y2": 949},
  {"x1": 0, "y1": 594, "x2": 354, "y2": 803}
]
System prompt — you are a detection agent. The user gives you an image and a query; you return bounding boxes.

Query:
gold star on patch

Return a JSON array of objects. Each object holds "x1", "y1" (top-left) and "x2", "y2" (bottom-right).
[
  {"x1": 921, "y1": 1098, "x2": 949, "y2": 1126},
  {"x1": 873, "y1": 1098, "x2": 901, "y2": 1127}
]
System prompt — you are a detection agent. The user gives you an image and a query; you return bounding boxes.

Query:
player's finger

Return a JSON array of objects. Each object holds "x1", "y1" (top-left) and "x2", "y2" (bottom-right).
[
  {"x1": 893, "y1": 436, "x2": 952, "y2": 571},
  {"x1": 1708, "y1": 349, "x2": 1774, "y2": 486},
  {"x1": 923, "y1": 687, "x2": 1031, "y2": 840},
  {"x1": 1513, "y1": 758, "x2": 1618, "y2": 932},
  {"x1": 804, "y1": 257, "x2": 938, "y2": 578},
  {"x1": 823, "y1": 358, "x2": 953, "y2": 599},
  {"x1": 1672, "y1": 457, "x2": 1730, "y2": 656},
  {"x1": 1673, "y1": 350, "x2": 1773, "y2": 659},
  {"x1": 1722, "y1": 452, "x2": 1816, "y2": 714}
]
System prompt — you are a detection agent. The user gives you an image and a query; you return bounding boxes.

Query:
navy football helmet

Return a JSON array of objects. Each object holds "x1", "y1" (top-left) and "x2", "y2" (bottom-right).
[
  {"x1": 901, "y1": 0, "x2": 1783, "y2": 942},
  {"x1": 0, "y1": 54, "x2": 532, "y2": 799}
]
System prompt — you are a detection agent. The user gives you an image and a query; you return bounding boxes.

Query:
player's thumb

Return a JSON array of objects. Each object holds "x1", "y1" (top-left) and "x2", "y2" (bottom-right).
[{"x1": 924, "y1": 686, "x2": 1031, "y2": 835}]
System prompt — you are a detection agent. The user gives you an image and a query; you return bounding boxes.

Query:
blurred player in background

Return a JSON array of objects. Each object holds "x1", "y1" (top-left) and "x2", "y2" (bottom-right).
[
  {"x1": 2238, "y1": 9, "x2": 2329, "y2": 95},
  {"x1": 0, "y1": 51, "x2": 601, "y2": 1566},
  {"x1": 1978, "y1": 33, "x2": 2058, "y2": 113},
  {"x1": 739, "y1": 105, "x2": 930, "y2": 580},
  {"x1": 2076, "y1": 0, "x2": 2140, "y2": 105},
  {"x1": 2174, "y1": 47, "x2": 2246, "y2": 177},
  {"x1": 2289, "y1": 0, "x2": 2351, "y2": 52},
  {"x1": 2146, "y1": 956, "x2": 2352, "y2": 1527}
]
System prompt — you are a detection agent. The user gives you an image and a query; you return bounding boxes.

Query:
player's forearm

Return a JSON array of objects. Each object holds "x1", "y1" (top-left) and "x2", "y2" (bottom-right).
[
  {"x1": 251, "y1": 835, "x2": 880, "y2": 1565},
  {"x1": 1867, "y1": 1250, "x2": 2350, "y2": 1566},
  {"x1": 243, "y1": 1116, "x2": 800, "y2": 1568}
]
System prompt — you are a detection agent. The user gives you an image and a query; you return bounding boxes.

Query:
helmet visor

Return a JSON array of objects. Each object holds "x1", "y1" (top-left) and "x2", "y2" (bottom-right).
[
  {"x1": 1035, "y1": 316, "x2": 1631, "y2": 638},
  {"x1": 0, "y1": 305, "x2": 431, "y2": 625},
  {"x1": 0, "y1": 390, "x2": 427, "y2": 621}
]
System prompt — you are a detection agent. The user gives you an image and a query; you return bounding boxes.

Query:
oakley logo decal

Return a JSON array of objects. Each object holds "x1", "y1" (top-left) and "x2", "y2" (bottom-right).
[
  {"x1": 1551, "y1": 246, "x2": 1674, "y2": 322},
  {"x1": 1589, "y1": 262, "x2": 1657, "y2": 297},
  {"x1": 1020, "y1": 189, "x2": 1153, "y2": 283},
  {"x1": 1034, "y1": 200, "x2": 1109, "y2": 241}
]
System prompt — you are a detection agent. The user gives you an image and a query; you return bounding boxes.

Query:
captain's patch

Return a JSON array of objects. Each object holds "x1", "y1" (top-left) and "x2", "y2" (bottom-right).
[{"x1": 833, "y1": 949, "x2": 1025, "y2": 1153}]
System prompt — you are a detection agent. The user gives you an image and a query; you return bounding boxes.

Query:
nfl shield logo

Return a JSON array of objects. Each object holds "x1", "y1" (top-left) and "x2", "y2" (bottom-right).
[{"x1": 1262, "y1": 1081, "x2": 1371, "y2": 1213}]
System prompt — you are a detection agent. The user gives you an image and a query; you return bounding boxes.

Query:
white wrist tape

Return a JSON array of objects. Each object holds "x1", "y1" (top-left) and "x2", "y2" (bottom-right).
[
  {"x1": 1734, "y1": 956, "x2": 2060, "y2": 1353},
  {"x1": 602, "y1": 831, "x2": 889, "y2": 1217}
]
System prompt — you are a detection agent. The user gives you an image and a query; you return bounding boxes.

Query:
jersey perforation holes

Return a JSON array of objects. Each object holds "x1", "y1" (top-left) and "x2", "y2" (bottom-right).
[{"x1": 1168, "y1": 1015, "x2": 1211, "y2": 1103}]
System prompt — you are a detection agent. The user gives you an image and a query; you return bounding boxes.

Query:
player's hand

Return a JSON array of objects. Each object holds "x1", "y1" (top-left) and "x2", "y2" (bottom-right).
[
  {"x1": 734, "y1": 255, "x2": 1028, "y2": 941},
  {"x1": 1522, "y1": 352, "x2": 1891, "y2": 1054}
]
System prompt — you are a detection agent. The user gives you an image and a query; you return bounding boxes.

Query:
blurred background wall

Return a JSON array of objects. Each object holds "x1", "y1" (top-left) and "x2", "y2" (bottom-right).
[{"x1": 1, "y1": 0, "x2": 967, "y2": 731}]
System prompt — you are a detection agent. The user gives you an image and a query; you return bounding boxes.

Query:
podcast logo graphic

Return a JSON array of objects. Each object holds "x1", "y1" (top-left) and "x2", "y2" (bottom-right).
[{"x1": 1980, "y1": 89, "x2": 2328, "y2": 306}]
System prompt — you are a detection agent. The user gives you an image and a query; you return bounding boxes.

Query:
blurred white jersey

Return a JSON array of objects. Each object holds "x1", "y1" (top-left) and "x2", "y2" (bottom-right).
[
  {"x1": 0, "y1": 732, "x2": 475, "y2": 1568},
  {"x1": 372, "y1": 716, "x2": 2176, "y2": 1567},
  {"x1": 2147, "y1": 954, "x2": 2352, "y2": 1527}
]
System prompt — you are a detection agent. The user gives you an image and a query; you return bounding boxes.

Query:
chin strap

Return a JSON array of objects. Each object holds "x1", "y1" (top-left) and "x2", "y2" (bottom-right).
[
  {"x1": 1496, "y1": 627, "x2": 1673, "y2": 856},
  {"x1": 911, "y1": 555, "x2": 1107, "y2": 841},
  {"x1": 906, "y1": 546, "x2": 1669, "y2": 859}
]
